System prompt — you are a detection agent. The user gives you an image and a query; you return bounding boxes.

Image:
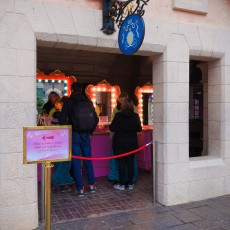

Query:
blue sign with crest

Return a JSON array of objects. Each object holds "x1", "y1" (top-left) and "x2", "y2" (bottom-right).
[{"x1": 118, "y1": 14, "x2": 145, "y2": 55}]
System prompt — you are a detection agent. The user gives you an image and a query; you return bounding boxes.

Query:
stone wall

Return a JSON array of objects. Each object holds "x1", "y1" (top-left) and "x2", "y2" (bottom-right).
[
  {"x1": 0, "y1": 10, "x2": 38, "y2": 230},
  {"x1": 0, "y1": 0, "x2": 230, "y2": 229}
]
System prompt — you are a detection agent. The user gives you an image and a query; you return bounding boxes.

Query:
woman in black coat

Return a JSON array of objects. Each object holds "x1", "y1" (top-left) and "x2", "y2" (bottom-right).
[{"x1": 109, "y1": 99, "x2": 142, "y2": 190}]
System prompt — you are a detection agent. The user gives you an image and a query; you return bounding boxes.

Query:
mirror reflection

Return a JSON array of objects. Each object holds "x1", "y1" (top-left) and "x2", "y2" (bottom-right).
[
  {"x1": 135, "y1": 82, "x2": 153, "y2": 126},
  {"x1": 142, "y1": 93, "x2": 153, "y2": 125},
  {"x1": 85, "y1": 80, "x2": 121, "y2": 122},
  {"x1": 96, "y1": 92, "x2": 111, "y2": 120}
]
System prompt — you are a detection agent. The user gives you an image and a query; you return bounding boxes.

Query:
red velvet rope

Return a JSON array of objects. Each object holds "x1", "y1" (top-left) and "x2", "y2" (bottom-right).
[{"x1": 71, "y1": 141, "x2": 152, "y2": 160}]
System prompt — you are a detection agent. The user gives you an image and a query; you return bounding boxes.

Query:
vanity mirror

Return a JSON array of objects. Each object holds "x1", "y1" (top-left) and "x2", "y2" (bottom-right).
[
  {"x1": 135, "y1": 82, "x2": 153, "y2": 126},
  {"x1": 85, "y1": 80, "x2": 121, "y2": 121}
]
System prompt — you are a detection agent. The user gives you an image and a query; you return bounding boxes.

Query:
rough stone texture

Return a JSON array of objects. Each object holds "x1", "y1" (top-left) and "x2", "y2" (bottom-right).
[
  {"x1": 70, "y1": 7, "x2": 97, "y2": 48},
  {"x1": 0, "y1": 76, "x2": 36, "y2": 103},
  {"x1": 0, "y1": 177, "x2": 37, "y2": 207},
  {"x1": 0, "y1": 129, "x2": 23, "y2": 154},
  {"x1": 0, "y1": 103, "x2": 36, "y2": 129},
  {"x1": 15, "y1": 0, "x2": 58, "y2": 46},
  {"x1": 0, "y1": 203, "x2": 38, "y2": 230},
  {"x1": 0, "y1": 0, "x2": 230, "y2": 229},
  {"x1": 153, "y1": 34, "x2": 190, "y2": 205},
  {"x1": 0, "y1": 12, "x2": 35, "y2": 50},
  {"x1": 0, "y1": 11, "x2": 38, "y2": 230},
  {"x1": 44, "y1": 2, "x2": 78, "y2": 49}
]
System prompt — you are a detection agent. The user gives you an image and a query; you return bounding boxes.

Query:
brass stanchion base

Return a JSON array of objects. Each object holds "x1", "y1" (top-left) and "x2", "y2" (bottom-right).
[{"x1": 43, "y1": 162, "x2": 54, "y2": 230}]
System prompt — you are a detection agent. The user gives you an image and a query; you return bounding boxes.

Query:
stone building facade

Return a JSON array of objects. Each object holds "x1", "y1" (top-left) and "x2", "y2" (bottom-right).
[{"x1": 0, "y1": 0, "x2": 230, "y2": 229}]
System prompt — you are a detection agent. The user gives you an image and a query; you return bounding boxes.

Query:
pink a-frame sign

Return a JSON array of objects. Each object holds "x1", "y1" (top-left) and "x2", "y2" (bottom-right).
[{"x1": 23, "y1": 125, "x2": 72, "y2": 164}]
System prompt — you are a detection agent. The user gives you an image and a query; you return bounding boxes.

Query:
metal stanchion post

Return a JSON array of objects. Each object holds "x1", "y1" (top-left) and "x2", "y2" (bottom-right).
[
  {"x1": 41, "y1": 164, "x2": 45, "y2": 222},
  {"x1": 152, "y1": 140, "x2": 156, "y2": 204},
  {"x1": 44, "y1": 162, "x2": 53, "y2": 230}
]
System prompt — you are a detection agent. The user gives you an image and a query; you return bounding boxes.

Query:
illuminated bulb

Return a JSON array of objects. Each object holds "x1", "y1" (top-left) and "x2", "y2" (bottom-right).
[
  {"x1": 38, "y1": 79, "x2": 42, "y2": 82},
  {"x1": 111, "y1": 88, "x2": 115, "y2": 92},
  {"x1": 111, "y1": 99, "x2": 116, "y2": 102},
  {"x1": 58, "y1": 80, "x2": 61, "y2": 83},
  {"x1": 65, "y1": 80, "x2": 67, "y2": 83},
  {"x1": 52, "y1": 80, "x2": 55, "y2": 83},
  {"x1": 45, "y1": 80, "x2": 48, "y2": 82},
  {"x1": 103, "y1": 87, "x2": 106, "y2": 91},
  {"x1": 64, "y1": 93, "x2": 68, "y2": 96},
  {"x1": 112, "y1": 94, "x2": 116, "y2": 97},
  {"x1": 92, "y1": 88, "x2": 96, "y2": 91},
  {"x1": 64, "y1": 87, "x2": 67, "y2": 90},
  {"x1": 98, "y1": 87, "x2": 101, "y2": 91}
]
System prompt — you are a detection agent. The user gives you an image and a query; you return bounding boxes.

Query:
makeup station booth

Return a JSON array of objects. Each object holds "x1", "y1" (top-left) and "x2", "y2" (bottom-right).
[{"x1": 37, "y1": 71, "x2": 153, "y2": 179}]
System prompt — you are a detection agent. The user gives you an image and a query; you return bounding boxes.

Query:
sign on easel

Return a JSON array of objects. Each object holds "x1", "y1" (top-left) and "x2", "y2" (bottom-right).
[
  {"x1": 23, "y1": 125, "x2": 72, "y2": 230},
  {"x1": 23, "y1": 125, "x2": 72, "y2": 164}
]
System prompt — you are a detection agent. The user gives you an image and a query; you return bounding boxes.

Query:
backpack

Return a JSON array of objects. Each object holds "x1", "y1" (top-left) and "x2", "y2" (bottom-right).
[{"x1": 71, "y1": 97, "x2": 98, "y2": 132}]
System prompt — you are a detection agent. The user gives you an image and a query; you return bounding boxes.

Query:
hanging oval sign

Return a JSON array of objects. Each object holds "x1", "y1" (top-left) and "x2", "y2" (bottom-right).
[{"x1": 118, "y1": 14, "x2": 145, "y2": 55}]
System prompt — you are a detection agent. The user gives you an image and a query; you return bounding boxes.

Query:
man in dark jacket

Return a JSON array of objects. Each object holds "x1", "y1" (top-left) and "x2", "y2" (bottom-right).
[{"x1": 60, "y1": 82, "x2": 99, "y2": 197}]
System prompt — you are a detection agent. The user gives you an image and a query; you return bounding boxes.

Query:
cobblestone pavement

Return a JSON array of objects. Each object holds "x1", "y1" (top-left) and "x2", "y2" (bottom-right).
[{"x1": 37, "y1": 171, "x2": 230, "y2": 230}]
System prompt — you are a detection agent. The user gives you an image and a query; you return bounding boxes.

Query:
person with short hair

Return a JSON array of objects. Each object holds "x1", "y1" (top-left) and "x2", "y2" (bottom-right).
[{"x1": 60, "y1": 82, "x2": 99, "y2": 197}]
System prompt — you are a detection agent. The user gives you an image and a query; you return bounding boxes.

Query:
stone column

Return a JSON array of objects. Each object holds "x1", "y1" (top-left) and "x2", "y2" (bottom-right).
[
  {"x1": 153, "y1": 34, "x2": 190, "y2": 205},
  {"x1": 208, "y1": 58, "x2": 230, "y2": 159},
  {"x1": 208, "y1": 51, "x2": 230, "y2": 195},
  {"x1": 0, "y1": 12, "x2": 38, "y2": 230}
]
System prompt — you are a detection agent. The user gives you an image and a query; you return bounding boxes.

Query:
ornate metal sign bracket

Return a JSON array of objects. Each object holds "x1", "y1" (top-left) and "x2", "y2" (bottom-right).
[{"x1": 110, "y1": 0, "x2": 149, "y2": 28}]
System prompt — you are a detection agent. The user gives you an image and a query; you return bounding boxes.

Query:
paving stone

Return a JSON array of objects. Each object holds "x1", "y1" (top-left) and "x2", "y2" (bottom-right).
[
  {"x1": 219, "y1": 226, "x2": 230, "y2": 230},
  {"x1": 169, "y1": 223, "x2": 198, "y2": 230},
  {"x1": 36, "y1": 172, "x2": 230, "y2": 230},
  {"x1": 189, "y1": 205, "x2": 230, "y2": 225},
  {"x1": 172, "y1": 209, "x2": 202, "y2": 223},
  {"x1": 192, "y1": 220, "x2": 223, "y2": 229},
  {"x1": 110, "y1": 220, "x2": 166, "y2": 230},
  {"x1": 155, "y1": 214, "x2": 184, "y2": 228}
]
